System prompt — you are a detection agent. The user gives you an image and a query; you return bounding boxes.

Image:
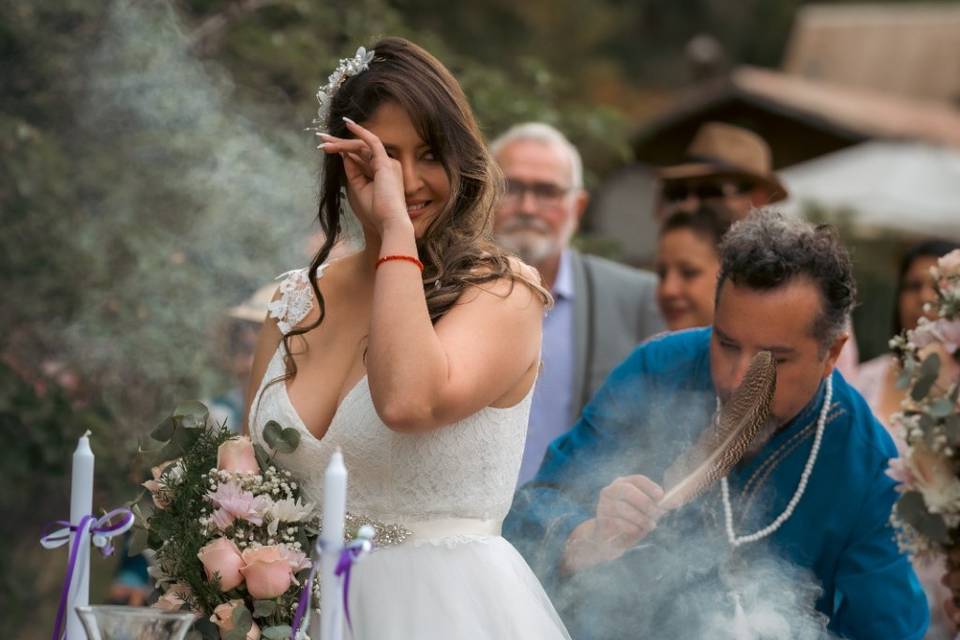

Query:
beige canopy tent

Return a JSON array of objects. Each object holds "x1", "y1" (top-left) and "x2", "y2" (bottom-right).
[{"x1": 779, "y1": 141, "x2": 960, "y2": 241}]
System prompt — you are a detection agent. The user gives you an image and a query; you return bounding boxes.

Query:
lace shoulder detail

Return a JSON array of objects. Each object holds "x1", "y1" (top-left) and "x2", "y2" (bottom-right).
[{"x1": 267, "y1": 267, "x2": 326, "y2": 335}]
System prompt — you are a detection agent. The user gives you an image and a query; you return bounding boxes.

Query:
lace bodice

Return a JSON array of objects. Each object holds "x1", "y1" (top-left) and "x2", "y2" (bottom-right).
[{"x1": 248, "y1": 267, "x2": 533, "y2": 525}]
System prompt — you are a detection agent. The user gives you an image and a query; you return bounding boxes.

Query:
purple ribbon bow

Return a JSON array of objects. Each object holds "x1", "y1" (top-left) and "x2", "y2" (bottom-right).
[
  {"x1": 40, "y1": 508, "x2": 135, "y2": 640},
  {"x1": 290, "y1": 531, "x2": 373, "y2": 640}
]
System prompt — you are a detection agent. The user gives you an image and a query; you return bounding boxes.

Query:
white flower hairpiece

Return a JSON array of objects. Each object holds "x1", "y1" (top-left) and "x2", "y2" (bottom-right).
[{"x1": 309, "y1": 46, "x2": 376, "y2": 142}]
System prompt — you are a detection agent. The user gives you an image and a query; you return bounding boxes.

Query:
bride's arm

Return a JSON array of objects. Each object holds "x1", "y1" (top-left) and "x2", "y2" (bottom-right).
[{"x1": 369, "y1": 248, "x2": 544, "y2": 432}]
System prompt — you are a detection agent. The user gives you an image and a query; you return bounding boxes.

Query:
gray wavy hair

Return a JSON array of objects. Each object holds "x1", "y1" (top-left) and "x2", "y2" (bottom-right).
[
  {"x1": 717, "y1": 211, "x2": 857, "y2": 351},
  {"x1": 489, "y1": 122, "x2": 584, "y2": 190}
]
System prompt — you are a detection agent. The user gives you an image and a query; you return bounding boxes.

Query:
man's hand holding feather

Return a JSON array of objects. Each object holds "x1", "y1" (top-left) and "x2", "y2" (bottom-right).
[{"x1": 562, "y1": 475, "x2": 667, "y2": 574}]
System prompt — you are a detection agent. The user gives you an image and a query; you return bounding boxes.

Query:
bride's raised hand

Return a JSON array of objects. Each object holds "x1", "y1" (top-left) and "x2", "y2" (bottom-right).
[{"x1": 318, "y1": 118, "x2": 409, "y2": 234}]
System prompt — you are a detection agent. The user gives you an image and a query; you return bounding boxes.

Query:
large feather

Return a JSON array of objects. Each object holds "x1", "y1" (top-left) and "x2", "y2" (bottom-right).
[{"x1": 658, "y1": 350, "x2": 777, "y2": 510}]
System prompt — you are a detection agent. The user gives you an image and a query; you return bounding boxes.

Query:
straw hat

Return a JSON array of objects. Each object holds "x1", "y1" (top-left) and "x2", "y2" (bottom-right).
[
  {"x1": 227, "y1": 283, "x2": 276, "y2": 323},
  {"x1": 657, "y1": 122, "x2": 788, "y2": 202}
]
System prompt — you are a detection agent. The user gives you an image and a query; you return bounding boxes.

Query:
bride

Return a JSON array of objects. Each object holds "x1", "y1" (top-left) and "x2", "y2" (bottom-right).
[{"x1": 245, "y1": 37, "x2": 570, "y2": 639}]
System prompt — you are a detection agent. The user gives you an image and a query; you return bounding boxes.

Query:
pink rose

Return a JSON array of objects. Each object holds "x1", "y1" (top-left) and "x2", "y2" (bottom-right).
[
  {"x1": 886, "y1": 457, "x2": 916, "y2": 491},
  {"x1": 210, "y1": 600, "x2": 260, "y2": 640},
  {"x1": 279, "y1": 546, "x2": 313, "y2": 573},
  {"x1": 938, "y1": 320, "x2": 960, "y2": 354},
  {"x1": 198, "y1": 538, "x2": 245, "y2": 591},
  {"x1": 240, "y1": 545, "x2": 294, "y2": 599},
  {"x1": 217, "y1": 436, "x2": 260, "y2": 474},
  {"x1": 142, "y1": 460, "x2": 177, "y2": 509},
  {"x1": 939, "y1": 249, "x2": 960, "y2": 278}
]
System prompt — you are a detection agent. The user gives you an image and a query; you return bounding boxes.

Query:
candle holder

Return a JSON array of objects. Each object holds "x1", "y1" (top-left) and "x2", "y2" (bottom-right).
[{"x1": 76, "y1": 606, "x2": 193, "y2": 640}]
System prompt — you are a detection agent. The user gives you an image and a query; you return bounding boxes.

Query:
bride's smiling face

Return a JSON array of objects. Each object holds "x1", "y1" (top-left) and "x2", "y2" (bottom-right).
[{"x1": 361, "y1": 101, "x2": 451, "y2": 237}]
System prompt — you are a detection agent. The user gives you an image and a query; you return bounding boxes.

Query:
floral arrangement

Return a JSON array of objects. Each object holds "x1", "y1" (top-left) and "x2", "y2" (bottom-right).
[
  {"x1": 888, "y1": 250, "x2": 960, "y2": 559},
  {"x1": 131, "y1": 402, "x2": 318, "y2": 640}
]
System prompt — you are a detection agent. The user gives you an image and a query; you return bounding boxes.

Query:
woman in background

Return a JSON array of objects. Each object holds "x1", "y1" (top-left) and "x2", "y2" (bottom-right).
[
  {"x1": 854, "y1": 239, "x2": 960, "y2": 640},
  {"x1": 856, "y1": 240, "x2": 960, "y2": 429},
  {"x1": 654, "y1": 205, "x2": 731, "y2": 331}
]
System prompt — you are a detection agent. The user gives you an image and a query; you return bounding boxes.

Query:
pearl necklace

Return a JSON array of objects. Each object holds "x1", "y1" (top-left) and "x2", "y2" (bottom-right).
[{"x1": 721, "y1": 376, "x2": 833, "y2": 548}]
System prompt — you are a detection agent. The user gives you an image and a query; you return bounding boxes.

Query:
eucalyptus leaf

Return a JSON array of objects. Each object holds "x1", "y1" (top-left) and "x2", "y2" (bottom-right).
[
  {"x1": 193, "y1": 619, "x2": 220, "y2": 640},
  {"x1": 918, "y1": 412, "x2": 936, "y2": 431},
  {"x1": 896, "y1": 491, "x2": 950, "y2": 544},
  {"x1": 275, "y1": 427, "x2": 301, "y2": 454},
  {"x1": 174, "y1": 400, "x2": 210, "y2": 430},
  {"x1": 223, "y1": 629, "x2": 247, "y2": 640},
  {"x1": 262, "y1": 421, "x2": 284, "y2": 450},
  {"x1": 151, "y1": 416, "x2": 176, "y2": 442},
  {"x1": 261, "y1": 625, "x2": 293, "y2": 640},
  {"x1": 946, "y1": 415, "x2": 960, "y2": 445},
  {"x1": 253, "y1": 599, "x2": 277, "y2": 617},
  {"x1": 156, "y1": 439, "x2": 183, "y2": 462},
  {"x1": 230, "y1": 604, "x2": 253, "y2": 636},
  {"x1": 912, "y1": 353, "x2": 941, "y2": 401},
  {"x1": 254, "y1": 443, "x2": 272, "y2": 470},
  {"x1": 929, "y1": 398, "x2": 956, "y2": 419},
  {"x1": 171, "y1": 424, "x2": 202, "y2": 451}
]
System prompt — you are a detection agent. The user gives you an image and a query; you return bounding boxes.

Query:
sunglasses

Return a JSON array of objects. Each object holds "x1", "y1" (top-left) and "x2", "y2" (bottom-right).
[{"x1": 661, "y1": 180, "x2": 754, "y2": 204}]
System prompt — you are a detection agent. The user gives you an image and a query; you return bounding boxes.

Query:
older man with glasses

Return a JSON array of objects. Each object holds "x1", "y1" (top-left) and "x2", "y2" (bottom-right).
[
  {"x1": 654, "y1": 122, "x2": 788, "y2": 222},
  {"x1": 491, "y1": 122, "x2": 664, "y2": 485}
]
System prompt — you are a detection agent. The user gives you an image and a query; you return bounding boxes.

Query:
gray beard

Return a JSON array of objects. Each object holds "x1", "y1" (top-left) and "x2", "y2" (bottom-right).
[{"x1": 493, "y1": 231, "x2": 557, "y2": 267}]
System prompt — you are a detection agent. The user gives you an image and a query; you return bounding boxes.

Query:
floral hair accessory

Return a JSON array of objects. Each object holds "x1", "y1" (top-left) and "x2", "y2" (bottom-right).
[{"x1": 309, "y1": 46, "x2": 376, "y2": 142}]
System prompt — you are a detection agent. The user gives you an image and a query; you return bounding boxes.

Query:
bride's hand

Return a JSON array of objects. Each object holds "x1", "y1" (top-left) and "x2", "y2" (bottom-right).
[{"x1": 318, "y1": 118, "x2": 411, "y2": 235}]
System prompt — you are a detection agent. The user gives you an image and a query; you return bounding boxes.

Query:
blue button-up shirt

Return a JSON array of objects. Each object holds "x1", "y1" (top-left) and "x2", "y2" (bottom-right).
[{"x1": 518, "y1": 250, "x2": 576, "y2": 485}]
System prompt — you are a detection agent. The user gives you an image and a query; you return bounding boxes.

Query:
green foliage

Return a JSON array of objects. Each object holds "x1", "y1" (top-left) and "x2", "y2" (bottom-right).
[
  {"x1": 142, "y1": 405, "x2": 236, "y2": 615},
  {"x1": 261, "y1": 625, "x2": 293, "y2": 640},
  {"x1": 913, "y1": 353, "x2": 942, "y2": 402},
  {"x1": 896, "y1": 491, "x2": 951, "y2": 545},
  {"x1": 262, "y1": 420, "x2": 301, "y2": 454}
]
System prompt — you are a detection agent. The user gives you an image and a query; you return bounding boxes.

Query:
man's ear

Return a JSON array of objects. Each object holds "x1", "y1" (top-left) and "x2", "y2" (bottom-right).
[{"x1": 822, "y1": 331, "x2": 849, "y2": 379}]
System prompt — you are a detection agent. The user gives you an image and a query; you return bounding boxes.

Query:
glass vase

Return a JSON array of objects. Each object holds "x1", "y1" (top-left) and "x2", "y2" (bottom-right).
[{"x1": 75, "y1": 606, "x2": 194, "y2": 640}]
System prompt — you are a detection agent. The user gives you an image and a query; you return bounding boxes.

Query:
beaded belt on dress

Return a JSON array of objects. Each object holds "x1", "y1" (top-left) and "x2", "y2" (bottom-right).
[{"x1": 343, "y1": 512, "x2": 502, "y2": 547}]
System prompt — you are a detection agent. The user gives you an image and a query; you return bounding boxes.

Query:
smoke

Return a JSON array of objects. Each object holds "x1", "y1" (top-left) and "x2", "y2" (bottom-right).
[
  {"x1": 523, "y1": 387, "x2": 838, "y2": 639},
  {"x1": 58, "y1": 0, "x2": 325, "y2": 429}
]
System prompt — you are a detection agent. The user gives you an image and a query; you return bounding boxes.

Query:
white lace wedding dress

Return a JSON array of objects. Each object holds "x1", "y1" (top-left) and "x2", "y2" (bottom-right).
[{"x1": 249, "y1": 266, "x2": 570, "y2": 639}]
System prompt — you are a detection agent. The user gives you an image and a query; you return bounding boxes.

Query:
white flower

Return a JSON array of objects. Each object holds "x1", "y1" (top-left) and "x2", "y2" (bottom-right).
[
  {"x1": 910, "y1": 444, "x2": 960, "y2": 515},
  {"x1": 309, "y1": 47, "x2": 377, "y2": 136},
  {"x1": 264, "y1": 497, "x2": 315, "y2": 536}
]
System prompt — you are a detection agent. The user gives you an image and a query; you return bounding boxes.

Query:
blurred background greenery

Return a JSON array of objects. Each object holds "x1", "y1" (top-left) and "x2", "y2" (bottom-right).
[{"x1": 2, "y1": 0, "x2": 956, "y2": 633}]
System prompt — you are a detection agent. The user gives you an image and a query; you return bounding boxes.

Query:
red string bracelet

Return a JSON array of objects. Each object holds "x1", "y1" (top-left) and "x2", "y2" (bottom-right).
[{"x1": 375, "y1": 255, "x2": 424, "y2": 272}]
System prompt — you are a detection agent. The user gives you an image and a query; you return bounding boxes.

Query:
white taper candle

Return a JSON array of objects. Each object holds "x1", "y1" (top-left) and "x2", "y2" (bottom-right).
[
  {"x1": 68, "y1": 430, "x2": 94, "y2": 640},
  {"x1": 318, "y1": 448, "x2": 346, "y2": 640}
]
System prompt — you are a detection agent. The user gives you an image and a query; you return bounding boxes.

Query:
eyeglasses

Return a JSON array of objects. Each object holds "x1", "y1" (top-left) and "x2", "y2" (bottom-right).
[
  {"x1": 661, "y1": 180, "x2": 754, "y2": 204},
  {"x1": 503, "y1": 179, "x2": 572, "y2": 206}
]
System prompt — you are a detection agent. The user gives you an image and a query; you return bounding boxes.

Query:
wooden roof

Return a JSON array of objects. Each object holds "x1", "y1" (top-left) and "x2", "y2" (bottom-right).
[{"x1": 784, "y1": 3, "x2": 960, "y2": 103}]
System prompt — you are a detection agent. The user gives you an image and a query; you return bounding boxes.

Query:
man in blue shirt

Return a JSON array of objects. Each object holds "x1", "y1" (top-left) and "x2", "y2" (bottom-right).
[{"x1": 505, "y1": 212, "x2": 928, "y2": 639}]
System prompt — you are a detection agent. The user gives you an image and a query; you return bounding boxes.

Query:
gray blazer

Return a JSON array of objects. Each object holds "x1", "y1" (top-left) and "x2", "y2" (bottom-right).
[{"x1": 569, "y1": 250, "x2": 664, "y2": 417}]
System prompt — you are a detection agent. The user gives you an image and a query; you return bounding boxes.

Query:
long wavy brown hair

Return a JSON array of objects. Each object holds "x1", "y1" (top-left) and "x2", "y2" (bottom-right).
[{"x1": 279, "y1": 37, "x2": 550, "y2": 385}]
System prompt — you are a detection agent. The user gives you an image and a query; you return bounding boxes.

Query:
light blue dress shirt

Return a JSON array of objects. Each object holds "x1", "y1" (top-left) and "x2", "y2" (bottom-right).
[{"x1": 517, "y1": 250, "x2": 575, "y2": 485}]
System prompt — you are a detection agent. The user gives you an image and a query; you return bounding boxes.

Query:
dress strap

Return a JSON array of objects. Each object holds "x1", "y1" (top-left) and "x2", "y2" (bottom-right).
[{"x1": 267, "y1": 265, "x2": 327, "y2": 335}]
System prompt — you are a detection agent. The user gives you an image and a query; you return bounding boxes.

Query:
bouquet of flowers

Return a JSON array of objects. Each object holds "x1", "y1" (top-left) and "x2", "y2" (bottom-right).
[
  {"x1": 131, "y1": 401, "x2": 318, "y2": 640},
  {"x1": 888, "y1": 250, "x2": 960, "y2": 565}
]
